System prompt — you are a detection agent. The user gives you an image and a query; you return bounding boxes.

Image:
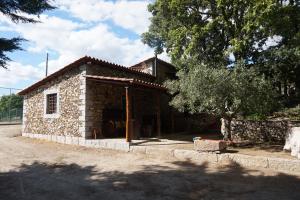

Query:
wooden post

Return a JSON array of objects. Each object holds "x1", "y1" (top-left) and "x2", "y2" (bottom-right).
[
  {"x1": 125, "y1": 87, "x2": 132, "y2": 142},
  {"x1": 156, "y1": 93, "x2": 161, "y2": 138}
]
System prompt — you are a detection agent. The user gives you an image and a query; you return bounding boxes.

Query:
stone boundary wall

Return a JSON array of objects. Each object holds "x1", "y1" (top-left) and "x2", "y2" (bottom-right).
[
  {"x1": 230, "y1": 119, "x2": 299, "y2": 144},
  {"x1": 22, "y1": 132, "x2": 130, "y2": 151},
  {"x1": 22, "y1": 133, "x2": 300, "y2": 174},
  {"x1": 133, "y1": 147, "x2": 300, "y2": 174}
]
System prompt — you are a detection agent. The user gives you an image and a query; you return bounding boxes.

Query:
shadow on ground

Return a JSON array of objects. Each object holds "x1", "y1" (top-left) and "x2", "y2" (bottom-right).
[
  {"x1": 236, "y1": 143, "x2": 285, "y2": 153},
  {"x1": 162, "y1": 132, "x2": 223, "y2": 142},
  {"x1": 0, "y1": 160, "x2": 299, "y2": 200}
]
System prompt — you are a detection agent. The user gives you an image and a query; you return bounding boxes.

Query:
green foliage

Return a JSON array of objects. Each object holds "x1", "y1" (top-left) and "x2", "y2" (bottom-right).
[
  {"x1": 165, "y1": 60, "x2": 278, "y2": 119},
  {"x1": 273, "y1": 104, "x2": 300, "y2": 120},
  {"x1": 244, "y1": 114, "x2": 268, "y2": 121},
  {"x1": 142, "y1": 0, "x2": 276, "y2": 66},
  {"x1": 0, "y1": 0, "x2": 54, "y2": 68},
  {"x1": 254, "y1": 0, "x2": 300, "y2": 99},
  {"x1": 144, "y1": 0, "x2": 300, "y2": 116},
  {"x1": 256, "y1": 46, "x2": 300, "y2": 98},
  {"x1": 0, "y1": 94, "x2": 23, "y2": 113}
]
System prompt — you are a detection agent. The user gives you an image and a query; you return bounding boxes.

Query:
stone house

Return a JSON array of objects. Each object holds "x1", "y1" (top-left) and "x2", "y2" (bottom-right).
[{"x1": 19, "y1": 56, "x2": 204, "y2": 147}]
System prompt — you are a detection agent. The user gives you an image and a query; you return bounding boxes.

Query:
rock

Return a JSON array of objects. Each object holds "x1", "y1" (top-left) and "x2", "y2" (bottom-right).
[{"x1": 194, "y1": 139, "x2": 227, "y2": 152}]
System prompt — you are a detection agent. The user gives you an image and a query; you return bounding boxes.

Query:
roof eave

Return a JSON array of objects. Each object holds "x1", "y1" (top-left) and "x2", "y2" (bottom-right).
[{"x1": 18, "y1": 56, "x2": 156, "y2": 96}]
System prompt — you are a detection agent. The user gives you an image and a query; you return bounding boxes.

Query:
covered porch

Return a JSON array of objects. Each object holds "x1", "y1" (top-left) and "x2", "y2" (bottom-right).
[{"x1": 85, "y1": 75, "x2": 172, "y2": 142}]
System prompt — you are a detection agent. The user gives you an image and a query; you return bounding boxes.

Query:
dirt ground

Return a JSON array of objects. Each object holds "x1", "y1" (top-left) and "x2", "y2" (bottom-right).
[{"x1": 0, "y1": 125, "x2": 300, "y2": 200}]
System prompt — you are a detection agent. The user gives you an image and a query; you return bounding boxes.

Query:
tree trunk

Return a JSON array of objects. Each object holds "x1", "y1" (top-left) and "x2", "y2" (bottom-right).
[
  {"x1": 284, "y1": 80, "x2": 288, "y2": 98},
  {"x1": 221, "y1": 117, "x2": 232, "y2": 140}
]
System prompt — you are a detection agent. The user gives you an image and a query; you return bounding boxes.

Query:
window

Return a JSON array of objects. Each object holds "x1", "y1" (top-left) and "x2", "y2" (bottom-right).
[
  {"x1": 46, "y1": 93, "x2": 57, "y2": 114},
  {"x1": 44, "y1": 89, "x2": 59, "y2": 118}
]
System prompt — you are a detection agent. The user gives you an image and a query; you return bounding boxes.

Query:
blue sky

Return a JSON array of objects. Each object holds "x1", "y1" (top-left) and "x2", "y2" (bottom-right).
[{"x1": 0, "y1": 0, "x2": 166, "y2": 95}]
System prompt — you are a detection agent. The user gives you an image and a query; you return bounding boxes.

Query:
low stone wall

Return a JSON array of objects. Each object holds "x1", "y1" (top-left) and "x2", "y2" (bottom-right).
[
  {"x1": 130, "y1": 147, "x2": 300, "y2": 174},
  {"x1": 230, "y1": 119, "x2": 299, "y2": 144},
  {"x1": 22, "y1": 132, "x2": 130, "y2": 151},
  {"x1": 22, "y1": 133, "x2": 300, "y2": 174}
]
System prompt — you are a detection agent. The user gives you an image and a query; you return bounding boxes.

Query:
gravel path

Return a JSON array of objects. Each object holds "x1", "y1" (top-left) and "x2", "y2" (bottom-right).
[{"x1": 0, "y1": 125, "x2": 300, "y2": 200}]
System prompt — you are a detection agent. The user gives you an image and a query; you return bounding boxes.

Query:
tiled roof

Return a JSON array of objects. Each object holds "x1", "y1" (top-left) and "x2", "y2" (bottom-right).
[
  {"x1": 85, "y1": 56, "x2": 154, "y2": 77},
  {"x1": 19, "y1": 56, "x2": 155, "y2": 95},
  {"x1": 84, "y1": 75, "x2": 167, "y2": 91}
]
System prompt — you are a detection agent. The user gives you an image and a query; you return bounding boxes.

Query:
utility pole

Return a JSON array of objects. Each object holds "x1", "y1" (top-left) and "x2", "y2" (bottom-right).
[
  {"x1": 45, "y1": 53, "x2": 49, "y2": 77},
  {"x1": 154, "y1": 52, "x2": 157, "y2": 77}
]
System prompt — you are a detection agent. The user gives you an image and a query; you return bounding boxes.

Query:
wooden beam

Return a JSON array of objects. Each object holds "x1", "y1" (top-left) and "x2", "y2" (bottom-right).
[
  {"x1": 156, "y1": 92, "x2": 161, "y2": 138},
  {"x1": 125, "y1": 86, "x2": 132, "y2": 142},
  {"x1": 88, "y1": 78, "x2": 166, "y2": 92}
]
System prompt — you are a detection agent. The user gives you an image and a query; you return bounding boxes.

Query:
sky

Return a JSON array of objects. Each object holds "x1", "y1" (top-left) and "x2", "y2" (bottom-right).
[{"x1": 0, "y1": 0, "x2": 167, "y2": 95}]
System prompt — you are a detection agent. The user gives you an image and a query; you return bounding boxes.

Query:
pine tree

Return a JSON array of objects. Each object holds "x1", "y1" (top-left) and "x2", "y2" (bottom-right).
[{"x1": 0, "y1": 0, "x2": 54, "y2": 68}]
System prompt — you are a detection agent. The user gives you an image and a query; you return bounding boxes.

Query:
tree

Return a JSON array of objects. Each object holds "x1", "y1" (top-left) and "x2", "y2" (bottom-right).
[
  {"x1": 143, "y1": 0, "x2": 300, "y2": 120},
  {"x1": 165, "y1": 60, "x2": 277, "y2": 140},
  {"x1": 142, "y1": 0, "x2": 275, "y2": 66},
  {"x1": 0, "y1": 94, "x2": 23, "y2": 113},
  {"x1": 256, "y1": 46, "x2": 300, "y2": 101},
  {"x1": 254, "y1": 0, "x2": 300, "y2": 100},
  {"x1": 143, "y1": 0, "x2": 300, "y2": 96},
  {"x1": 0, "y1": 0, "x2": 54, "y2": 68}
]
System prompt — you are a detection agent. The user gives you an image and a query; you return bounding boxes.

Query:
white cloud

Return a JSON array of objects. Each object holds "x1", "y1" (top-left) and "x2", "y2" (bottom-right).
[
  {"x1": 7, "y1": 15, "x2": 155, "y2": 74},
  {"x1": 56, "y1": 0, "x2": 151, "y2": 34},
  {"x1": 0, "y1": 1, "x2": 172, "y2": 90},
  {"x1": 0, "y1": 62, "x2": 43, "y2": 86}
]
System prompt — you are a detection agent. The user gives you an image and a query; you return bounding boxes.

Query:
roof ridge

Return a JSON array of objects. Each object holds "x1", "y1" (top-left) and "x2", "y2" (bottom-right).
[
  {"x1": 19, "y1": 56, "x2": 155, "y2": 95},
  {"x1": 85, "y1": 56, "x2": 154, "y2": 76}
]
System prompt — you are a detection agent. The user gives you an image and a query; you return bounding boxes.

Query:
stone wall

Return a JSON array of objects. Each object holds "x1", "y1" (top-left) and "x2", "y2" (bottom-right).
[
  {"x1": 85, "y1": 80, "x2": 125, "y2": 138},
  {"x1": 22, "y1": 63, "x2": 159, "y2": 139},
  {"x1": 230, "y1": 119, "x2": 292, "y2": 144},
  {"x1": 23, "y1": 67, "x2": 83, "y2": 137},
  {"x1": 85, "y1": 80, "x2": 157, "y2": 138},
  {"x1": 22, "y1": 61, "x2": 212, "y2": 140}
]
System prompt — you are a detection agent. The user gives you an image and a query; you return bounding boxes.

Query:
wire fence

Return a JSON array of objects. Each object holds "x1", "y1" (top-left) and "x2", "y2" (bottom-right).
[
  {"x1": 0, "y1": 108, "x2": 23, "y2": 123},
  {"x1": 0, "y1": 87, "x2": 23, "y2": 124}
]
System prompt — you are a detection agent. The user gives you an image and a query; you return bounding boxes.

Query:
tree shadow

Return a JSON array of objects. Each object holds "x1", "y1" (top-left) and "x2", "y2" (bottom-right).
[
  {"x1": 161, "y1": 132, "x2": 222, "y2": 142},
  {"x1": 232, "y1": 143, "x2": 287, "y2": 153},
  {"x1": 0, "y1": 160, "x2": 299, "y2": 200}
]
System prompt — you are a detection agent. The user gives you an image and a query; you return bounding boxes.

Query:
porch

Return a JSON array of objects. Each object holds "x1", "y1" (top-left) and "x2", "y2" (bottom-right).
[{"x1": 85, "y1": 75, "x2": 184, "y2": 142}]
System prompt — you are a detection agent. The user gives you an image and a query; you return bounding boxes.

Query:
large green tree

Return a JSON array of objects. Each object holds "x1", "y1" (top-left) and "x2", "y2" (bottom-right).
[
  {"x1": 0, "y1": 0, "x2": 54, "y2": 68},
  {"x1": 143, "y1": 0, "x2": 300, "y2": 111},
  {"x1": 255, "y1": 1, "x2": 300, "y2": 99},
  {"x1": 142, "y1": 0, "x2": 299, "y2": 72},
  {"x1": 142, "y1": 0, "x2": 277, "y2": 66},
  {"x1": 166, "y1": 60, "x2": 277, "y2": 139}
]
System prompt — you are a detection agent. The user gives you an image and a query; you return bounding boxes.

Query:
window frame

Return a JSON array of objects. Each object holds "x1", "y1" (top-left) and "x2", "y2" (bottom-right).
[
  {"x1": 44, "y1": 89, "x2": 60, "y2": 118},
  {"x1": 46, "y1": 93, "x2": 57, "y2": 114}
]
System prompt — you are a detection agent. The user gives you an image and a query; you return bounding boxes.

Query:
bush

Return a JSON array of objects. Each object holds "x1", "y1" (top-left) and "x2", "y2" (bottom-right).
[
  {"x1": 244, "y1": 114, "x2": 268, "y2": 121},
  {"x1": 273, "y1": 105, "x2": 300, "y2": 120}
]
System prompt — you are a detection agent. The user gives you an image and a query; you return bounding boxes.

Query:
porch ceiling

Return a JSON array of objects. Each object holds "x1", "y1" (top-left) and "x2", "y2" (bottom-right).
[{"x1": 84, "y1": 75, "x2": 167, "y2": 91}]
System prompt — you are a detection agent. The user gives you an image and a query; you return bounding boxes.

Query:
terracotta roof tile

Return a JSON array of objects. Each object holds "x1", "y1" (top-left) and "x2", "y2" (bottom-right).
[
  {"x1": 19, "y1": 56, "x2": 155, "y2": 95},
  {"x1": 84, "y1": 75, "x2": 167, "y2": 91}
]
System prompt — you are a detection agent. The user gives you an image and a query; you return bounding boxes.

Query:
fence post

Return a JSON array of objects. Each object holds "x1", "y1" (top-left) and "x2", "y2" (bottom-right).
[{"x1": 8, "y1": 88, "x2": 11, "y2": 122}]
